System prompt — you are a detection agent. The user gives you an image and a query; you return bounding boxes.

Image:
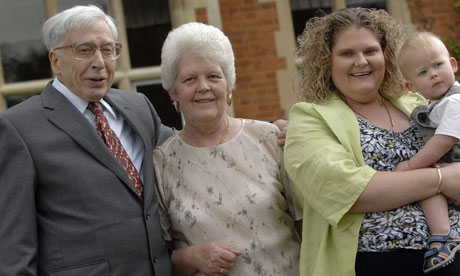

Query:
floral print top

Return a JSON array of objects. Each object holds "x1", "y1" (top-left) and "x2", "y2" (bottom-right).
[
  {"x1": 356, "y1": 116, "x2": 460, "y2": 252},
  {"x1": 153, "y1": 119, "x2": 301, "y2": 276}
]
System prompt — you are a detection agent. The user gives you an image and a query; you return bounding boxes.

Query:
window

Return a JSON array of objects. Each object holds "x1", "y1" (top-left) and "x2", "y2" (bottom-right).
[
  {"x1": 0, "y1": 0, "x2": 175, "y2": 118},
  {"x1": 58, "y1": 0, "x2": 109, "y2": 12},
  {"x1": 290, "y1": 0, "x2": 387, "y2": 39},
  {"x1": 0, "y1": 0, "x2": 50, "y2": 84},
  {"x1": 346, "y1": 0, "x2": 386, "y2": 9},
  {"x1": 290, "y1": 0, "x2": 332, "y2": 39},
  {"x1": 133, "y1": 80, "x2": 182, "y2": 129},
  {"x1": 123, "y1": 0, "x2": 172, "y2": 68}
]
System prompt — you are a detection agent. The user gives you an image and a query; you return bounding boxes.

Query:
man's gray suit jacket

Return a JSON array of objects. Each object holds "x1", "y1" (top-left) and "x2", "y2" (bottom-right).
[{"x1": 0, "y1": 81, "x2": 174, "y2": 276}]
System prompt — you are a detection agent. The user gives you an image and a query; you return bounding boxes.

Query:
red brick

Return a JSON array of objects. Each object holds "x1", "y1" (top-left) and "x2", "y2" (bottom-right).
[
  {"x1": 195, "y1": 7, "x2": 208, "y2": 24},
  {"x1": 219, "y1": 0, "x2": 287, "y2": 120}
]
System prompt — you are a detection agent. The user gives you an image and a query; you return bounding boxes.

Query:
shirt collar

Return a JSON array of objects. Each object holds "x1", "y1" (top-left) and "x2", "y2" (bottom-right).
[{"x1": 52, "y1": 78, "x2": 117, "y2": 118}]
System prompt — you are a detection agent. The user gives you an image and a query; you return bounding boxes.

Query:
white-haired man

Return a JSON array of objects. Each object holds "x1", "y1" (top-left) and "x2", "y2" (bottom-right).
[{"x1": 0, "y1": 5, "x2": 174, "y2": 275}]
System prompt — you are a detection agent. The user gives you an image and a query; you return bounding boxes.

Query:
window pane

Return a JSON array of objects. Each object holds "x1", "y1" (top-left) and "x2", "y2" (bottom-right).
[
  {"x1": 291, "y1": 0, "x2": 388, "y2": 39},
  {"x1": 346, "y1": 0, "x2": 387, "y2": 9},
  {"x1": 134, "y1": 81, "x2": 182, "y2": 130},
  {"x1": 58, "y1": 0, "x2": 110, "y2": 12},
  {"x1": 0, "y1": 0, "x2": 51, "y2": 83},
  {"x1": 290, "y1": 0, "x2": 332, "y2": 38},
  {"x1": 123, "y1": 0, "x2": 172, "y2": 68}
]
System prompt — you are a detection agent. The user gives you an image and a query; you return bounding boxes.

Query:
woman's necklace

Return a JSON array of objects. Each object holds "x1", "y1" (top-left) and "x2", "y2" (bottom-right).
[
  {"x1": 380, "y1": 96, "x2": 395, "y2": 128},
  {"x1": 181, "y1": 115, "x2": 230, "y2": 146},
  {"x1": 345, "y1": 94, "x2": 394, "y2": 128}
]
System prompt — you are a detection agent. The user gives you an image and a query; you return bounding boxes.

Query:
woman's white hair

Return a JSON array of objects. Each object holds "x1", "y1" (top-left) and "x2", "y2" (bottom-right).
[
  {"x1": 160, "y1": 22, "x2": 236, "y2": 94},
  {"x1": 42, "y1": 5, "x2": 118, "y2": 50}
]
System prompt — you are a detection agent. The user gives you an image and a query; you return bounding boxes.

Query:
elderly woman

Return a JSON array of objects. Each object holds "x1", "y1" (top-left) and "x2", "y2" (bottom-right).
[
  {"x1": 284, "y1": 8, "x2": 460, "y2": 276},
  {"x1": 153, "y1": 22, "x2": 301, "y2": 276}
]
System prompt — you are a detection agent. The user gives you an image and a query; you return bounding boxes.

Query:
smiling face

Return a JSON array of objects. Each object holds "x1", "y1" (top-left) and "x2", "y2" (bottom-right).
[
  {"x1": 173, "y1": 56, "x2": 229, "y2": 125},
  {"x1": 331, "y1": 26, "x2": 385, "y2": 103},
  {"x1": 400, "y1": 39, "x2": 457, "y2": 101},
  {"x1": 49, "y1": 20, "x2": 116, "y2": 102}
]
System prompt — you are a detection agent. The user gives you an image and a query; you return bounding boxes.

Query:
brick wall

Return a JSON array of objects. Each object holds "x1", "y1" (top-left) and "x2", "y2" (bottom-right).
[
  {"x1": 406, "y1": 0, "x2": 460, "y2": 40},
  {"x1": 195, "y1": 7, "x2": 208, "y2": 24},
  {"x1": 195, "y1": 0, "x2": 286, "y2": 121},
  {"x1": 190, "y1": 0, "x2": 460, "y2": 120}
]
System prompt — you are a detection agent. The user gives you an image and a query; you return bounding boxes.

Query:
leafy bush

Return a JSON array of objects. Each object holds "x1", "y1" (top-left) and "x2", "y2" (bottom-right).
[{"x1": 445, "y1": 0, "x2": 460, "y2": 80}]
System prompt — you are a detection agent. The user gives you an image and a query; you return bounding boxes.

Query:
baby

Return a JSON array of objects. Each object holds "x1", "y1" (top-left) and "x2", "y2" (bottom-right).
[{"x1": 397, "y1": 31, "x2": 460, "y2": 274}]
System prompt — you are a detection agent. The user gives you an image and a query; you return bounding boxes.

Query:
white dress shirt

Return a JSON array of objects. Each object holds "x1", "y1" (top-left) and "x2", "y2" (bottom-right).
[{"x1": 52, "y1": 78, "x2": 145, "y2": 180}]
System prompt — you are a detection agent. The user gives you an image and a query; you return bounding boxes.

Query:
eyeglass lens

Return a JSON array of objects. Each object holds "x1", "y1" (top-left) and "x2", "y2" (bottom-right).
[{"x1": 74, "y1": 42, "x2": 121, "y2": 60}]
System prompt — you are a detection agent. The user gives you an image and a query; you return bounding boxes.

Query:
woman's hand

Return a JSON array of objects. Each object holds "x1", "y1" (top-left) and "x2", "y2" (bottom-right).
[
  {"x1": 447, "y1": 197, "x2": 460, "y2": 206},
  {"x1": 171, "y1": 242, "x2": 241, "y2": 276},
  {"x1": 192, "y1": 242, "x2": 241, "y2": 275}
]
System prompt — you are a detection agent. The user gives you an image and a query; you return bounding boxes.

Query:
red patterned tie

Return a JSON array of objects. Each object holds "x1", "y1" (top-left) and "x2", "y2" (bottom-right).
[{"x1": 88, "y1": 102, "x2": 143, "y2": 198}]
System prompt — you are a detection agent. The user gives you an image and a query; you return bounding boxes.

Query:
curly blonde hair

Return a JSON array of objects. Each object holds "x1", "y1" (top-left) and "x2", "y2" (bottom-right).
[{"x1": 295, "y1": 8, "x2": 405, "y2": 103}]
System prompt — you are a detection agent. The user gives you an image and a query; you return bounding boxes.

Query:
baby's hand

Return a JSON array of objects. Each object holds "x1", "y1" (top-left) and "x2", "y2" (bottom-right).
[
  {"x1": 395, "y1": 160, "x2": 410, "y2": 171},
  {"x1": 447, "y1": 197, "x2": 460, "y2": 206}
]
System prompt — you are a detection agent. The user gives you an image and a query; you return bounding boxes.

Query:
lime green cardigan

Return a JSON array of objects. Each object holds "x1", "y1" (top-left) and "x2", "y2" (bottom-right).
[{"x1": 284, "y1": 92, "x2": 426, "y2": 276}]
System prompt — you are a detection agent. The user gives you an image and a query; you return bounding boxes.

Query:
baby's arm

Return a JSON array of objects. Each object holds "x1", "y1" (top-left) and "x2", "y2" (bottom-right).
[
  {"x1": 407, "y1": 134, "x2": 458, "y2": 169},
  {"x1": 412, "y1": 135, "x2": 457, "y2": 237},
  {"x1": 395, "y1": 134, "x2": 456, "y2": 171}
]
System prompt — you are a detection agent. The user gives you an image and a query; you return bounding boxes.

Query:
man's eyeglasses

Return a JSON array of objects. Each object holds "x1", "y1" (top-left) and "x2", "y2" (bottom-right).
[{"x1": 53, "y1": 41, "x2": 122, "y2": 60}]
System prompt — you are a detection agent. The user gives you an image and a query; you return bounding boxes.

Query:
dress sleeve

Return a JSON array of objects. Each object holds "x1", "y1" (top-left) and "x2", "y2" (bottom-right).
[
  {"x1": 153, "y1": 148, "x2": 173, "y2": 241},
  {"x1": 284, "y1": 102, "x2": 375, "y2": 227},
  {"x1": 279, "y1": 149, "x2": 303, "y2": 221}
]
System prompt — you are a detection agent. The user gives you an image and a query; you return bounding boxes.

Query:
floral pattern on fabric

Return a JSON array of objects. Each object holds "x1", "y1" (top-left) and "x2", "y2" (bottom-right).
[
  {"x1": 356, "y1": 116, "x2": 460, "y2": 252},
  {"x1": 154, "y1": 119, "x2": 301, "y2": 276}
]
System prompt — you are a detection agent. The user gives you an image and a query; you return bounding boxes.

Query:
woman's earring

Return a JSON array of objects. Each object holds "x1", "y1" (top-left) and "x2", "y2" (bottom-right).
[
  {"x1": 227, "y1": 93, "x2": 233, "y2": 105},
  {"x1": 173, "y1": 101, "x2": 180, "y2": 113}
]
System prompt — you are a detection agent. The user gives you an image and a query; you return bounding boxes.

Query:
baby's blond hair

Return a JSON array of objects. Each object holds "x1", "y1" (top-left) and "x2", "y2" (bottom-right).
[{"x1": 398, "y1": 31, "x2": 450, "y2": 78}]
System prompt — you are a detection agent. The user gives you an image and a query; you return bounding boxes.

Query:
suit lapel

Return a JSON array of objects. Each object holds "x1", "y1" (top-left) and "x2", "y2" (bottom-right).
[
  {"x1": 105, "y1": 91, "x2": 155, "y2": 204},
  {"x1": 42, "y1": 83, "x2": 137, "y2": 197}
]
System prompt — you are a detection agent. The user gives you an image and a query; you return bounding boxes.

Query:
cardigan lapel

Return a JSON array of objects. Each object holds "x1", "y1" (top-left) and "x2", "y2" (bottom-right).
[
  {"x1": 312, "y1": 92, "x2": 426, "y2": 165},
  {"x1": 314, "y1": 93, "x2": 364, "y2": 163}
]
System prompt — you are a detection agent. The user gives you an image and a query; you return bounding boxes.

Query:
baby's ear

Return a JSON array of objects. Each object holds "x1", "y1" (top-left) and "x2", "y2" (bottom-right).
[
  {"x1": 450, "y1": 57, "x2": 458, "y2": 74},
  {"x1": 405, "y1": 81, "x2": 416, "y2": 92}
]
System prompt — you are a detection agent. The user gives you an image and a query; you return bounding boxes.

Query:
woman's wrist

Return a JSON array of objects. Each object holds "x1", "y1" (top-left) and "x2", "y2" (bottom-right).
[
  {"x1": 435, "y1": 165, "x2": 443, "y2": 194},
  {"x1": 171, "y1": 247, "x2": 198, "y2": 276}
]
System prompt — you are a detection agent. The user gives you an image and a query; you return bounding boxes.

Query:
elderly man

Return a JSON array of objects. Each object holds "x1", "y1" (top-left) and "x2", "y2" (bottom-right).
[{"x1": 0, "y1": 5, "x2": 173, "y2": 276}]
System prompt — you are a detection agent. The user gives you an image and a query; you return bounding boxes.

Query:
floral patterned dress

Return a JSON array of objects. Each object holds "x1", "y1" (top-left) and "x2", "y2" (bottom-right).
[
  {"x1": 356, "y1": 117, "x2": 460, "y2": 252},
  {"x1": 153, "y1": 119, "x2": 301, "y2": 276}
]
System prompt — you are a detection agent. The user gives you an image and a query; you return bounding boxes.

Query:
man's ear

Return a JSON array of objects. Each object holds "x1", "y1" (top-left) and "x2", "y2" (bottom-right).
[{"x1": 49, "y1": 50, "x2": 61, "y2": 75}]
